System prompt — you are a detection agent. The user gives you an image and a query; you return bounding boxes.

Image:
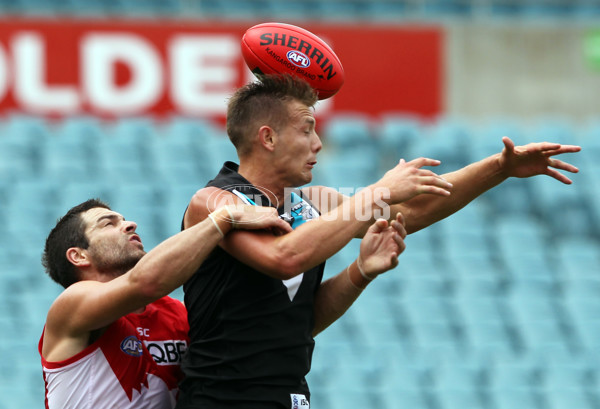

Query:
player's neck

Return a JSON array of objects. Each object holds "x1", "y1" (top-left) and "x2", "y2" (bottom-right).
[{"x1": 238, "y1": 161, "x2": 285, "y2": 207}]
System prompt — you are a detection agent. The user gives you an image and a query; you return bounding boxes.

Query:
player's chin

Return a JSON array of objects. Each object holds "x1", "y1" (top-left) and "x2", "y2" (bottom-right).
[{"x1": 301, "y1": 170, "x2": 314, "y2": 185}]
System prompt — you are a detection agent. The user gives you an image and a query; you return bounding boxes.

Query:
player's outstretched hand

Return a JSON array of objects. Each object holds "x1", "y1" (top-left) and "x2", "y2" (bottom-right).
[
  {"x1": 224, "y1": 205, "x2": 293, "y2": 235},
  {"x1": 357, "y1": 212, "x2": 407, "y2": 280},
  {"x1": 374, "y1": 158, "x2": 453, "y2": 204},
  {"x1": 499, "y1": 136, "x2": 581, "y2": 184}
]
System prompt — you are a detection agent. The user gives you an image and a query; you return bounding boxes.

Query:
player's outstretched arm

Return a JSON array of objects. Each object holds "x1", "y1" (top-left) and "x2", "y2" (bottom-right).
[
  {"x1": 300, "y1": 157, "x2": 452, "y2": 239},
  {"x1": 312, "y1": 212, "x2": 407, "y2": 336},
  {"x1": 394, "y1": 137, "x2": 581, "y2": 234}
]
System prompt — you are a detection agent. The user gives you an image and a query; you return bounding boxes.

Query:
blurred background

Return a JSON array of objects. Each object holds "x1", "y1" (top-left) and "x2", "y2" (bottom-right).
[{"x1": 0, "y1": 1, "x2": 599, "y2": 408}]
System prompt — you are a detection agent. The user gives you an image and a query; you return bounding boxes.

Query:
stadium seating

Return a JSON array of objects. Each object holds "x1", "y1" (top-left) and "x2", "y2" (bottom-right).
[
  {"x1": 1, "y1": 0, "x2": 599, "y2": 19},
  {"x1": 1, "y1": 112, "x2": 599, "y2": 409}
]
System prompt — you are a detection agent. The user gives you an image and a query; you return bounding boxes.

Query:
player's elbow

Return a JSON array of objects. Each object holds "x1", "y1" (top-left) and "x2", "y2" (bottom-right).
[
  {"x1": 267, "y1": 253, "x2": 307, "y2": 280},
  {"x1": 128, "y1": 268, "x2": 168, "y2": 301}
]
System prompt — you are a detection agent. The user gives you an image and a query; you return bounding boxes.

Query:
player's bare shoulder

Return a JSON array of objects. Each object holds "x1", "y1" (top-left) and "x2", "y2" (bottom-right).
[
  {"x1": 185, "y1": 187, "x2": 245, "y2": 228},
  {"x1": 300, "y1": 185, "x2": 347, "y2": 213}
]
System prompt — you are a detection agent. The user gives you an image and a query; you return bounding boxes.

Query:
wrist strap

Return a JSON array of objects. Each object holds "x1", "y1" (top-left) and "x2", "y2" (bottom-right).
[
  {"x1": 346, "y1": 265, "x2": 365, "y2": 291},
  {"x1": 224, "y1": 206, "x2": 236, "y2": 229},
  {"x1": 356, "y1": 257, "x2": 374, "y2": 281},
  {"x1": 208, "y1": 213, "x2": 225, "y2": 238}
]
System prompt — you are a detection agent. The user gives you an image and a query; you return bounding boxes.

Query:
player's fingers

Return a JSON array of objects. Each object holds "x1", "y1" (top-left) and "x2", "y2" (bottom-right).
[
  {"x1": 389, "y1": 254, "x2": 399, "y2": 268},
  {"x1": 417, "y1": 185, "x2": 453, "y2": 196},
  {"x1": 395, "y1": 212, "x2": 405, "y2": 226},
  {"x1": 421, "y1": 175, "x2": 453, "y2": 190},
  {"x1": 551, "y1": 144, "x2": 582, "y2": 154},
  {"x1": 548, "y1": 158, "x2": 579, "y2": 173},
  {"x1": 406, "y1": 157, "x2": 442, "y2": 168},
  {"x1": 370, "y1": 218, "x2": 389, "y2": 234},
  {"x1": 502, "y1": 136, "x2": 515, "y2": 151},
  {"x1": 393, "y1": 232, "x2": 406, "y2": 248},
  {"x1": 275, "y1": 219, "x2": 294, "y2": 233},
  {"x1": 391, "y1": 220, "x2": 407, "y2": 239},
  {"x1": 545, "y1": 168, "x2": 573, "y2": 185},
  {"x1": 527, "y1": 142, "x2": 562, "y2": 153}
]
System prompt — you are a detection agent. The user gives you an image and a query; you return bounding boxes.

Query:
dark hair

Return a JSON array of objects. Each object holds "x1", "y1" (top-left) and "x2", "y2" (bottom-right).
[
  {"x1": 42, "y1": 198, "x2": 111, "y2": 288},
  {"x1": 227, "y1": 74, "x2": 318, "y2": 157}
]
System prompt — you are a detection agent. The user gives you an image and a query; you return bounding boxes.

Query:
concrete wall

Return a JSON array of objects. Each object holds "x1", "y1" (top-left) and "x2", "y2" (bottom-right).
[{"x1": 446, "y1": 23, "x2": 600, "y2": 121}]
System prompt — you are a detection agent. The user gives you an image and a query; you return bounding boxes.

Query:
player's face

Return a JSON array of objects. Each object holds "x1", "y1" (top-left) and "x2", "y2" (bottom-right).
[
  {"x1": 81, "y1": 207, "x2": 146, "y2": 276},
  {"x1": 273, "y1": 100, "x2": 322, "y2": 187}
]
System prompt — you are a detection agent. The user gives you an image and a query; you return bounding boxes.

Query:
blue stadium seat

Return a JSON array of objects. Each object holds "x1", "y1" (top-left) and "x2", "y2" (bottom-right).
[
  {"x1": 42, "y1": 137, "x2": 94, "y2": 181},
  {"x1": 530, "y1": 117, "x2": 577, "y2": 145},
  {"x1": 452, "y1": 257, "x2": 505, "y2": 296},
  {"x1": 108, "y1": 182, "x2": 167, "y2": 249},
  {"x1": 555, "y1": 237, "x2": 600, "y2": 283},
  {"x1": 161, "y1": 182, "x2": 201, "y2": 237},
  {"x1": 56, "y1": 116, "x2": 106, "y2": 145},
  {"x1": 421, "y1": 0, "x2": 473, "y2": 16},
  {"x1": 400, "y1": 296, "x2": 463, "y2": 357},
  {"x1": 487, "y1": 356, "x2": 543, "y2": 409},
  {"x1": 365, "y1": 1, "x2": 412, "y2": 20},
  {"x1": 321, "y1": 112, "x2": 377, "y2": 156},
  {"x1": 411, "y1": 118, "x2": 474, "y2": 175},
  {"x1": 264, "y1": 0, "x2": 322, "y2": 19},
  {"x1": 0, "y1": 136, "x2": 38, "y2": 181},
  {"x1": 163, "y1": 118, "x2": 235, "y2": 173},
  {"x1": 93, "y1": 132, "x2": 157, "y2": 183},
  {"x1": 376, "y1": 114, "x2": 423, "y2": 171},
  {"x1": 348, "y1": 291, "x2": 406, "y2": 349},
  {"x1": 492, "y1": 215, "x2": 555, "y2": 287},
  {"x1": 203, "y1": 133, "x2": 239, "y2": 170},
  {"x1": 529, "y1": 174, "x2": 594, "y2": 237},
  {"x1": 312, "y1": 0, "x2": 370, "y2": 19},
  {"x1": 539, "y1": 354, "x2": 596, "y2": 409},
  {"x1": 149, "y1": 136, "x2": 208, "y2": 185},
  {"x1": 164, "y1": 117, "x2": 226, "y2": 149},
  {"x1": 427, "y1": 358, "x2": 488, "y2": 409},
  {"x1": 453, "y1": 294, "x2": 514, "y2": 355},
  {"x1": 5, "y1": 178, "x2": 61, "y2": 238},
  {"x1": 506, "y1": 294, "x2": 572, "y2": 356},
  {"x1": 55, "y1": 180, "x2": 115, "y2": 216},
  {"x1": 561, "y1": 296, "x2": 600, "y2": 353},
  {"x1": 312, "y1": 153, "x2": 379, "y2": 188},
  {"x1": 0, "y1": 115, "x2": 52, "y2": 180}
]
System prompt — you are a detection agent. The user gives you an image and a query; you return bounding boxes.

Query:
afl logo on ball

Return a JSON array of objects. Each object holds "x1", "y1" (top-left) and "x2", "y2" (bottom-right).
[
  {"x1": 120, "y1": 335, "x2": 143, "y2": 357},
  {"x1": 286, "y1": 50, "x2": 311, "y2": 68}
]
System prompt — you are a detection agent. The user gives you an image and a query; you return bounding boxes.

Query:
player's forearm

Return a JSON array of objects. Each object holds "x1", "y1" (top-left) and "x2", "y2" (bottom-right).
[
  {"x1": 269, "y1": 189, "x2": 383, "y2": 278},
  {"x1": 397, "y1": 154, "x2": 506, "y2": 233},
  {"x1": 312, "y1": 260, "x2": 370, "y2": 336},
  {"x1": 129, "y1": 207, "x2": 231, "y2": 299}
]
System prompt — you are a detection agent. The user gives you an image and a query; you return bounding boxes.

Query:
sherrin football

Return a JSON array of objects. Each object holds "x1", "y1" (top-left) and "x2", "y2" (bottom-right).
[{"x1": 241, "y1": 22, "x2": 345, "y2": 100}]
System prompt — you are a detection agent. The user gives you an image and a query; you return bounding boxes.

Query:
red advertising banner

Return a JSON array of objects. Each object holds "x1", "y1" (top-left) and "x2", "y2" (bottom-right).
[{"x1": 0, "y1": 19, "x2": 442, "y2": 120}]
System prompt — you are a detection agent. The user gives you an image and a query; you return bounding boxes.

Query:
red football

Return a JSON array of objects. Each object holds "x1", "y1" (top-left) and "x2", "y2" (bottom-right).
[{"x1": 241, "y1": 22, "x2": 345, "y2": 100}]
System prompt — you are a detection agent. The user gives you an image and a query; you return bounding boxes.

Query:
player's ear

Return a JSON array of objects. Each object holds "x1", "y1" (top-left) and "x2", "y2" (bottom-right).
[
  {"x1": 258, "y1": 125, "x2": 276, "y2": 152},
  {"x1": 66, "y1": 247, "x2": 92, "y2": 268}
]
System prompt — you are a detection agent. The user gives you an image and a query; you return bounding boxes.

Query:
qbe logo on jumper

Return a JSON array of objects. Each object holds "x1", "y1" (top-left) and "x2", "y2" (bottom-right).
[{"x1": 286, "y1": 50, "x2": 311, "y2": 68}]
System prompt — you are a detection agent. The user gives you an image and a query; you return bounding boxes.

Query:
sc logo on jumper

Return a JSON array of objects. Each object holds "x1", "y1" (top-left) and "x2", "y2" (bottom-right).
[{"x1": 286, "y1": 50, "x2": 311, "y2": 68}]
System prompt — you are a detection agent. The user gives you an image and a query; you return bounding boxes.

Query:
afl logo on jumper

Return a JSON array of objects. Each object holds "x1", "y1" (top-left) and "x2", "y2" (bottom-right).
[
  {"x1": 287, "y1": 50, "x2": 311, "y2": 68},
  {"x1": 120, "y1": 335, "x2": 143, "y2": 357}
]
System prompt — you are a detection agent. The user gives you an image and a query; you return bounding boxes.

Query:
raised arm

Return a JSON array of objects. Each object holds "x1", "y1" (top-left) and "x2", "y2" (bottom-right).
[
  {"x1": 44, "y1": 205, "x2": 290, "y2": 361},
  {"x1": 184, "y1": 159, "x2": 451, "y2": 280},
  {"x1": 396, "y1": 136, "x2": 581, "y2": 233},
  {"x1": 310, "y1": 137, "x2": 581, "y2": 236},
  {"x1": 312, "y1": 212, "x2": 407, "y2": 336}
]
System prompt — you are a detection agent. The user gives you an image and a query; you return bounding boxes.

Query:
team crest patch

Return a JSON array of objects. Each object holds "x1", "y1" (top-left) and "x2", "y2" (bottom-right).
[{"x1": 120, "y1": 335, "x2": 143, "y2": 357}]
